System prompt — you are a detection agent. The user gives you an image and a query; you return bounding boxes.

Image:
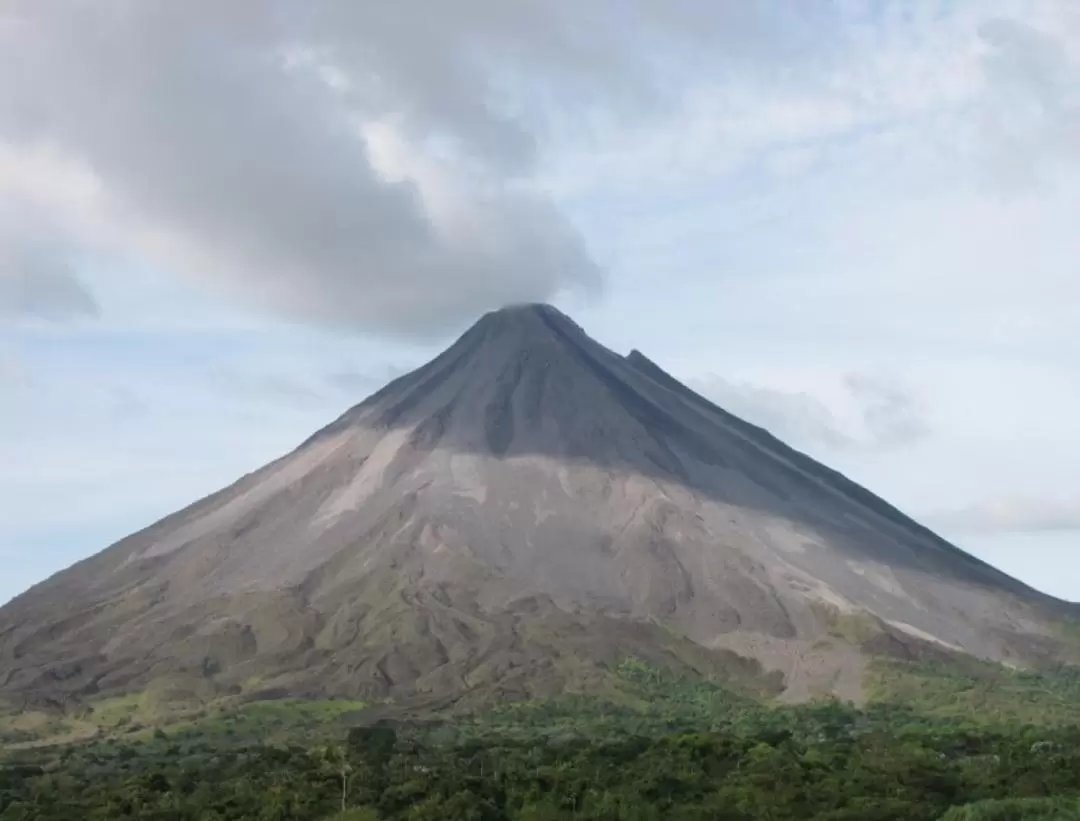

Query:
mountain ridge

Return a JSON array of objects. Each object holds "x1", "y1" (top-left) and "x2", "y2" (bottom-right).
[{"x1": 621, "y1": 346, "x2": 1050, "y2": 602}]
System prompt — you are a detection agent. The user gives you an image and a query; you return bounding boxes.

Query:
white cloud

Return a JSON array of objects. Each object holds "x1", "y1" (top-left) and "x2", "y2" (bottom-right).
[
  {"x1": 929, "y1": 496, "x2": 1080, "y2": 534},
  {"x1": 843, "y1": 372, "x2": 930, "y2": 448},
  {"x1": 689, "y1": 371, "x2": 928, "y2": 452}
]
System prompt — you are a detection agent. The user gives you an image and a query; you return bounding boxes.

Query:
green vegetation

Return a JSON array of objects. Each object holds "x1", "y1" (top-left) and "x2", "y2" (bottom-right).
[
  {"x1": 449, "y1": 658, "x2": 760, "y2": 741},
  {"x1": 867, "y1": 658, "x2": 1080, "y2": 726},
  {"x1": 811, "y1": 602, "x2": 887, "y2": 644},
  {"x1": 163, "y1": 699, "x2": 370, "y2": 745},
  {"x1": 3, "y1": 658, "x2": 1080, "y2": 820},
  {"x1": 939, "y1": 797, "x2": 1080, "y2": 821},
  {"x1": 0, "y1": 696, "x2": 368, "y2": 751}
]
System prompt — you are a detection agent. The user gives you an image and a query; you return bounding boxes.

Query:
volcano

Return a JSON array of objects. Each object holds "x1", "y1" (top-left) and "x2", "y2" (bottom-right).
[{"x1": 0, "y1": 304, "x2": 1074, "y2": 708}]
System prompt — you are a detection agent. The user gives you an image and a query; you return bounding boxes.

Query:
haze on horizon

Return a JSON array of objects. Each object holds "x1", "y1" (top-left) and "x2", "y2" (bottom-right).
[{"x1": 1, "y1": 0, "x2": 1078, "y2": 604}]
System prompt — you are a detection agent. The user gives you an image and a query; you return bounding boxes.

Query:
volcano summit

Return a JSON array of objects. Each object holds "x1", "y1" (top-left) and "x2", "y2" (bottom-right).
[{"x1": 1, "y1": 304, "x2": 1075, "y2": 708}]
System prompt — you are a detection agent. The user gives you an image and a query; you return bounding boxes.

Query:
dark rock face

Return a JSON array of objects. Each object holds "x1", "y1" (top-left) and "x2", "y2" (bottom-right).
[{"x1": 0, "y1": 303, "x2": 1074, "y2": 706}]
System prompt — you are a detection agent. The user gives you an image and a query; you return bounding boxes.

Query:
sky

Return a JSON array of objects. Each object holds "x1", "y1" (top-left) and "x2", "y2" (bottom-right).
[{"x1": 1, "y1": 0, "x2": 1078, "y2": 604}]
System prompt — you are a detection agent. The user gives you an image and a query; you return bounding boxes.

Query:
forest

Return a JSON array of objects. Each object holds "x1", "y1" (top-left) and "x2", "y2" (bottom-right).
[{"x1": 3, "y1": 659, "x2": 1080, "y2": 821}]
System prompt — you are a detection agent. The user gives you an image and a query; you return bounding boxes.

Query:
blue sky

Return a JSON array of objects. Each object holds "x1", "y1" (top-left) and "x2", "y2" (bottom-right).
[{"x1": 2, "y1": 0, "x2": 1079, "y2": 604}]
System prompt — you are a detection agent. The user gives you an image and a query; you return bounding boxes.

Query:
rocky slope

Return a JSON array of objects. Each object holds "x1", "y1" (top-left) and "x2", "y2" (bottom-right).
[{"x1": 0, "y1": 304, "x2": 1075, "y2": 709}]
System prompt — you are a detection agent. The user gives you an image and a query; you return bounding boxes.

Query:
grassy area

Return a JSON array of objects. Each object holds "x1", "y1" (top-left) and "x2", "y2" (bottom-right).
[
  {"x1": 865, "y1": 657, "x2": 1080, "y2": 726},
  {"x1": 161, "y1": 698, "x2": 369, "y2": 745},
  {"x1": 0, "y1": 711, "x2": 76, "y2": 746},
  {"x1": 0, "y1": 693, "x2": 367, "y2": 752},
  {"x1": 811, "y1": 602, "x2": 887, "y2": 644},
  {"x1": 1056, "y1": 616, "x2": 1080, "y2": 651}
]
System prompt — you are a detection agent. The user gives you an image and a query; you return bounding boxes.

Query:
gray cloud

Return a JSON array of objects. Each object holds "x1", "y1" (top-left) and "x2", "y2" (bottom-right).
[
  {"x1": 0, "y1": 197, "x2": 98, "y2": 321},
  {"x1": 0, "y1": 202, "x2": 98, "y2": 321},
  {"x1": 690, "y1": 371, "x2": 928, "y2": 452},
  {"x1": 843, "y1": 373, "x2": 930, "y2": 448},
  {"x1": 689, "y1": 375, "x2": 854, "y2": 450},
  {"x1": 0, "y1": 2, "x2": 597, "y2": 335},
  {"x1": 928, "y1": 496, "x2": 1080, "y2": 535},
  {"x1": 0, "y1": 249, "x2": 97, "y2": 321},
  {"x1": 0, "y1": 1, "x2": 833, "y2": 336}
]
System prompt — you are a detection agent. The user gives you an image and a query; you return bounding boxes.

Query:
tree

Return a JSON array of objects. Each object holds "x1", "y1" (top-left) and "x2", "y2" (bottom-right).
[
  {"x1": 315, "y1": 744, "x2": 354, "y2": 814},
  {"x1": 347, "y1": 725, "x2": 398, "y2": 807}
]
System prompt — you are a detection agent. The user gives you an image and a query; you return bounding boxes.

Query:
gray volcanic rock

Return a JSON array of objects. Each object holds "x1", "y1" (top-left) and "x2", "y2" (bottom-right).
[{"x1": 0, "y1": 303, "x2": 1075, "y2": 706}]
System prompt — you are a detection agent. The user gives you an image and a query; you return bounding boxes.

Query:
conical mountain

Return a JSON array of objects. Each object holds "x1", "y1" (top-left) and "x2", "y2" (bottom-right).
[{"x1": 0, "y1": 304, "x2": 1074, "y2": 708}]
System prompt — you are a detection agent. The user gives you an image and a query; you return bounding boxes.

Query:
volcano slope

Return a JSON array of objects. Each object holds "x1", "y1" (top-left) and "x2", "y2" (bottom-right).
[{"x1": 1, "y1": 304, "x2": 1076, "y2": 711}]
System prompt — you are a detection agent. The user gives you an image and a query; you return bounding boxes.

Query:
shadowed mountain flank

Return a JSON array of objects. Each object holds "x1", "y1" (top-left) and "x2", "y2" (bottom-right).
[{"x1": 0, "y1": 303, "x2": 1075, "y2": 708}]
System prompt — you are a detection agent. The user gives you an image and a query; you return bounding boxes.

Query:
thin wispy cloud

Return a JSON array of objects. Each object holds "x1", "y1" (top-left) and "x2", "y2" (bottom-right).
[
  {"x1": 930, "y1": 496, "x2": 1080, "y2": 534},
  {"x1": 690, "y1": 371, "x2": 928, "y2": 453}
]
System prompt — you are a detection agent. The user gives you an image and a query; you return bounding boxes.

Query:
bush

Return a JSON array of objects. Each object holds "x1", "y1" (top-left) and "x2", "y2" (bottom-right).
[
  {"x1": 939, "y1": 796, "x2": 1080, "y2": 821},
  {"x1": 325, "y1": 809, "x2": 380, "y2": 821}
]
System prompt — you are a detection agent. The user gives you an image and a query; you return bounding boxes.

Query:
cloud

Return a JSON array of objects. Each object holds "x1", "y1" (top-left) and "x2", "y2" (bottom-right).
[
  {"x1": 690, "y1": 375, "x2": 853, "y2": 450},
  {"x1": 689, "y1": 371, "x2": 928, "y2": 452},
  {"x1": 6, "y1": 0, "x2": 961, "y2": 339},
  {"x1": 541, "y1": 5, "x2": 1080, "y2": 200},
  {"x1": 843, "y1": 373, "x2": 930, "y2": 448},
  {"x1": 5, "y1": 3, "x2": 1073, "y2": 336},
  {"x1": 929, "y1": 496, "x2": 1080, "y2": 534},
  {"x1": 0, "y1": 201, "x2": 98, "y2": 321},
  {"x1": 0, "y1": 1, "x2": 835, "y2": 336},
  {"x1": 977, "y1": 17, "x2": 1080, "y2": 187},
  {"x1": 0, "y1": 246, "x2": 97, "y2": 321},
  {"x1": 0, "y1": 2, "x2": 608, "y2": 335},
  {"x1": 1, "y1": 2, "x2": 1077, "y2": 338}
]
